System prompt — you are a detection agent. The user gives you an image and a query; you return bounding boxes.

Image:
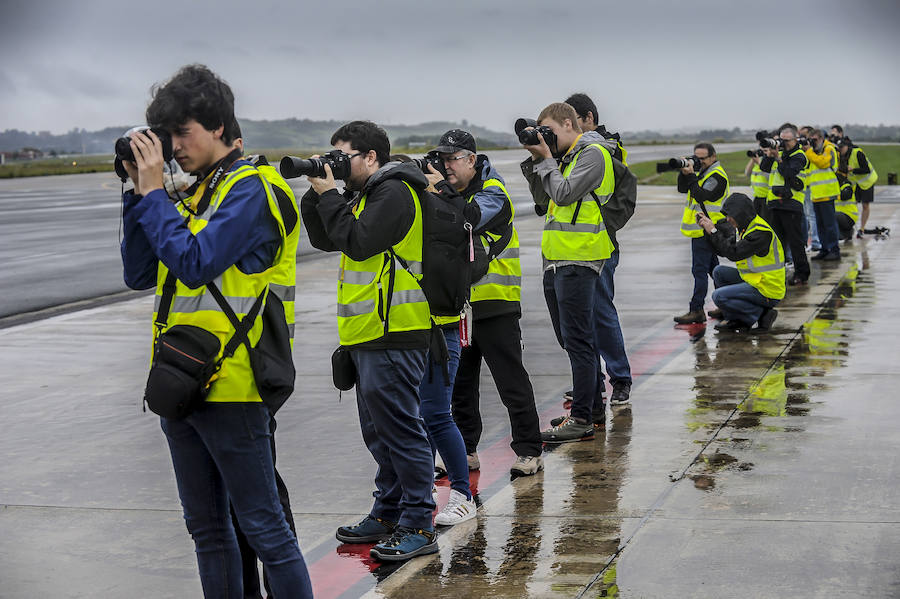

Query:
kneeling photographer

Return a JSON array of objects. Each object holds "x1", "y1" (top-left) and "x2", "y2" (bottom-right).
[
  {"x1": 671, "y1": 143, "x2": 730, "y2": 325},
  {"x1": 697, "y1": 193, "x2": 785, "y2": 332}
]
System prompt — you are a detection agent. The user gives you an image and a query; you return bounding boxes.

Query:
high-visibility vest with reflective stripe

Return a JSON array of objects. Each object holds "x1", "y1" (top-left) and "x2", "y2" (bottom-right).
[
  {"x1": 803, "y1": 144, "x2": 840, "y2": 202},
  {"x1": 153, "y1": 163, "x2": 290, "y2": 404},
  {"x1": 848, "y1": 147, "x2": 878, "y2": 190},
  {"x1": 470, "y1": 178, "x2": 521, "y2": 304},
  {"x1": 541, "y1": 143, "x2": 615, "y2": 261},
  {"x1": 766, "y1": 147, "x2": 808, "y2": 204},
  {"x1": 336, "y1": 181, "x2": 430, "y2": 346},
  {"x1": 681, "y1": 162, "x2": 728, "y2": 238},
  {"x1": 254, "y1": 162, "x2": 299, "y2": 342},
  {"x1": 750, "y1": 163, "x2": 769, "y2": 199},
  {"x1": 835, "y1": 179, "x2": 858, "y2": 223},
  {"x1": 735, "y1": 216, "x2": 785, "y2": 300}
]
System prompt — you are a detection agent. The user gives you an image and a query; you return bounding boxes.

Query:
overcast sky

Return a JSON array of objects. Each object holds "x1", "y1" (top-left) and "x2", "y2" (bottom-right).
[{"x1": 2, "y1": 0, "x2": 898, "y2": 136}]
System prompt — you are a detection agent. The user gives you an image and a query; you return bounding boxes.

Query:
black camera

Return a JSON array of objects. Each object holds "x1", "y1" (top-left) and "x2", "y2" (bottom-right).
[
  {"x1": 514, "y1": 118, "x2": 557, "y2": 150},
  {"x1": 412, "y1": 150, "x2": 446, "y2": 177},
  {"x1": 798, "y1": 136, "x2": 810, "y2": 147},
  {"x1": 114, "y1": 127, "x2": 174, "y2": 163},
  {"x1": 755, "y1": 130, "x2": 781, "y2": 150},
  {"x1": 746, "y1": 148, "x2": 765, "y2": 157},
  {"x1": 279, "y1": 149, "x2": 353, "y2": 180},
  {"x1": 656, "y1": 155, "x2": 701, "y2": 173}
]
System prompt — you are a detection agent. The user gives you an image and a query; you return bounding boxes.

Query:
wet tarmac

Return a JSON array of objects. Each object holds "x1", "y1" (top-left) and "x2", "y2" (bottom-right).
[{"x1": 0, "y1": 186, "x2": 898, "y2": 598}]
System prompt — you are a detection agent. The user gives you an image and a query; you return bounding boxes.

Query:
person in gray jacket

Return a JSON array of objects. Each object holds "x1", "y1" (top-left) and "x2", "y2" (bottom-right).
[{"x1": 520, "y1": 102, "x2": 617, "y2": 443}]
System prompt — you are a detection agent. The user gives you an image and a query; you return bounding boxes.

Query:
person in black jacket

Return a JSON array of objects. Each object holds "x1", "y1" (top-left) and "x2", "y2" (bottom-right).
[
  {"x1": 300, "y1": 121, "x2": 439, "y2": 562},
  {"x1": 697, "y1": 193, "x2": 785, "y2": 332}
]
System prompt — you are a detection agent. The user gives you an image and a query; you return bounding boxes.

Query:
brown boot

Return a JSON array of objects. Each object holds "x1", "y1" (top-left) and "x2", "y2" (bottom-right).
[
  {"x1": 674, "y1": 309, "x2": 705, "y2": 324},
  {"x1": 707, "y1": 308, "x2": 724, "y2": 319}
]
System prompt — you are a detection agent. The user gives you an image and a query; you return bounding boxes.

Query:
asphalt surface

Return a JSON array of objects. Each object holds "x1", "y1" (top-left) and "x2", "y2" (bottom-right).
[
  {"x1": 0, "y1": 144, "x2": 754, "y2": 320},
  {"x1": 0, "y1": 181, "x2": 898, "y2": 598}
]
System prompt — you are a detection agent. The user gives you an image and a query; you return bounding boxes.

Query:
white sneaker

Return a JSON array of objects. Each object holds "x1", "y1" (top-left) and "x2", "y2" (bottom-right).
[
  {"x1": 434, "y1": 454, "x2": 447, "y2": 479},
  {"x1": 434, "y1": 489, "x2": 477, "y2": 526},
  {"x1": 432, "y1": 485, "x2": 439, "y2": 506},
  {"x1": 510, "y1": 455, "x2": 544, "y2": 476}
]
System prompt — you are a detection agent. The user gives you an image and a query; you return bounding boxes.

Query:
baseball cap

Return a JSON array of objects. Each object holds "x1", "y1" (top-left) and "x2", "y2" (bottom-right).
[{"x1": 434, "y1": 129, "x2": 476, "y2": 154}]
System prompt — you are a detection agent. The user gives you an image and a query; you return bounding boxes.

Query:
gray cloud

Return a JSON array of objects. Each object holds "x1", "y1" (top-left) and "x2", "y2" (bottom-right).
[{"x1": 1, "y1": 0, "x2": 897, "y2": 135}]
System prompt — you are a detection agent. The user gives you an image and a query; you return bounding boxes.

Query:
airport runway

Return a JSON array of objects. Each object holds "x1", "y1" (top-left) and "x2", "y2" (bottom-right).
[{"x1": 0, "y1": 144, "x2": 751, "y2": 320}]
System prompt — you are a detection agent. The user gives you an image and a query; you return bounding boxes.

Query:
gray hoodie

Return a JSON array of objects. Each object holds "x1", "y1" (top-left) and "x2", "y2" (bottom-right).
[{"x1": 521, "y1": 130, "x2": 614, "y2": 272}]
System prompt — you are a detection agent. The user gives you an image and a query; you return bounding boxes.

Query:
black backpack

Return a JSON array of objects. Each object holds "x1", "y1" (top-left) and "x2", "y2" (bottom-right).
[{"x1": 393, "y1": 188, "x2": 481, "y2": 317}]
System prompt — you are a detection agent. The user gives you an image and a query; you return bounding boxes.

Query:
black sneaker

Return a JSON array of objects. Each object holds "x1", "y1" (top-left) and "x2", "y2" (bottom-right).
[
  {"x1": 541, "y1": 416, "x2": 595, "y2": 443},
  {"x1": 369, "y1": 526, "x2": 438, "y2": 562},
  {"x1": 609, "y1": 382, "x2": 632, "y2": 406},
  {"x1": 714, "y1": 319, "x2": 749, "y2": 332},
  {"x1": 707, "y1": 308, "x2": 724, "y2": 320},
  {"x1": 757, "y1": 308, "x2": 778, "y2": 330},
  {"x1": 336, "y1": 515, "x2": 396, "y2": 544}
]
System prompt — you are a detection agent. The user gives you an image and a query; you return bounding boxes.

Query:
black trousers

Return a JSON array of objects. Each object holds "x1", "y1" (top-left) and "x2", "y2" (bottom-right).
[
  {"x1": 451, "y1": 312, "x2": 542, "y2": 457},
  {"x1": 231, "y1": 415, "x2": 296, "y2": 599},
  {"x1": 836, "y1": 212, "x2": 855, "y2": 240},
  {"x1": 769, "y1": 209, "x2": 810, "y2": 281}
]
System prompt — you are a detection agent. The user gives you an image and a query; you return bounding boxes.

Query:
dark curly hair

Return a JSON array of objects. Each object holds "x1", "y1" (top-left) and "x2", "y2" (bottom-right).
[
  {"x1": 331, "y1": 121, "x2": 390, "y2": 166},
  {"x1": 146, "y1": 64, "x2": 238, "y2": 144}
]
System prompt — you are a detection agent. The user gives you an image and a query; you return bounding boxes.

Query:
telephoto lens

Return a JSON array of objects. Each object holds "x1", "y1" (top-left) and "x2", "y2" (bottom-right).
[
  {"x1": 412, "y1": 150, "x2": 446, "y2": 177},
  {"x1": 114, "y1": 127, "x2": 174, "y2": 163},
  {"x1": 279, "y1": 150, "x2": 352, "y2": 180},
  {"x1": 746, "y1": 149, "x2": 764, "y2": 157}
]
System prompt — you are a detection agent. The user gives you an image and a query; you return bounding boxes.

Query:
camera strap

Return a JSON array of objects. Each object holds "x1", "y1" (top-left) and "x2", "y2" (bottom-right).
[
  {"x1": 205, "y1": 282, "x2": 266, "y2": 361},
  {"x1": 195, "y1": 148, "x2": 243, "y2": 216}
]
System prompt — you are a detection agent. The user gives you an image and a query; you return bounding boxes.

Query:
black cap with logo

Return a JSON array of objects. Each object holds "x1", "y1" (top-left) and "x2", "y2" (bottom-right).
[{"x1": 434, "y1": 129, "x2": 477, "y2": 154}]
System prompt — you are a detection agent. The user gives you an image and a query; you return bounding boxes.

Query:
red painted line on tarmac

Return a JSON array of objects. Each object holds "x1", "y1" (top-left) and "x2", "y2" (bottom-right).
[{"x1": 306, "y1": 319, "x2": 703, "y2": 598}]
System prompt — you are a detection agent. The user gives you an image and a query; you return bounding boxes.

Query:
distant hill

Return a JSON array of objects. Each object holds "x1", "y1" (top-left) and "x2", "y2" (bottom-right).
[{"x1": 0, "y1": 118, "x2": 519, "y2": 155}]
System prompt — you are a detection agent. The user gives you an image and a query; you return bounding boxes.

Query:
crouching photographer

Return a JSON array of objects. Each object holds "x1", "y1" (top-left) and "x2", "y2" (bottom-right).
[{"x1": 697, "y1": 193, "x2": 785, "y2": 332}]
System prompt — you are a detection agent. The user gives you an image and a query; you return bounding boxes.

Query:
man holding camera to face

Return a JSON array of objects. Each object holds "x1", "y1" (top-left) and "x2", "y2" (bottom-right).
[
  {"x1": 520, "y1": 102, "x2": 616, "y2": 443},
  {"x1": 673, "y1": 143, "x2": 729, "y2": 324},
  {"x1": 299, "y1": 121, "x2": 440, "y2": 562},
  {"x1": 119, "y1": 64, "x2": 312, "y2": 598},
  {"x1": 760, "y1": 124, "x2": 810, "y2": 286}
]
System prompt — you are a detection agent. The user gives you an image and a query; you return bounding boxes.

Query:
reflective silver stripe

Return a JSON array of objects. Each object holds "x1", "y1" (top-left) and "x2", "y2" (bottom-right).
[
  {"x1": 808, "y1": 179, "x2": 838, "y2": 187},
  {"x1": 154, "y1": 293, "x2": 259, "y2": 315},
  {"x1": 288, "y1": 323, "x2": 295, "y2": 338},
  {"x1": 594, "y1": 193, "x2": 613, "y2": 205},
  {"x1": 495, "y1": 246, "x2": 520, "y2": 260},
  {"x1": 392, "y1": 289, "x2": 427, "y2": 305},
  {"x1": 475, "y1": 273, "x2": 522, "y2": 287},
  {"x1": 341, "y1": 270, "x2": 376, "y2": 285},
  {"x1": 741, "y1": 262, "x2": 784, "y2": 273},
  {"x1": 404, "y1": 260, "x2": 423, "y2": 276},
  {"x1": 545, "y1": 221, "x2": 607, "y2": 233},
  {"x1": 682, "y1": 223, "x2": 702, "y2": 231},
  {"x1": 751, "y1": 181, "x2": 768, "y2": 187},
  {"x1": 269, "y1": 284, "x2": 295, "y2": 302},
  {"x1": 808, "y1": 168, "x2": 834, "y2": 176},
  {"x1": 337, "y1": 299, "x2": 375, "y2": 318},
  {"x1": 740, "y1": 227, "x2": 785, "y2": 273}
]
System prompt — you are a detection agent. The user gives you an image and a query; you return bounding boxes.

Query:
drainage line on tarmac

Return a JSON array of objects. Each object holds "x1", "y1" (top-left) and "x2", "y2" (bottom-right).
[{"x1": 576, "y1": 259, "x2": 864, "y2": 599}]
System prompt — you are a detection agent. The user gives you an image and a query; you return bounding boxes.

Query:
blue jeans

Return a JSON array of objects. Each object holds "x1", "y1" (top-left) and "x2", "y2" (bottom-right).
[
  {"x1": 352, "y1": 347, "x2": 435, "y2": 529},
  {"x1": 690, "y1": 237, "x2": 719, "y2": 312},
  {"x1": 711, "y1": 265, "x2": 779, "y2": 326},
  {"x1": 419, "y1": 328, "x2": 470, "y2": 499},
  {"x1": 594, "y1": 249, "x2": 631, "y2": 386},
  {"x1": 813, "y1": 200, "x2": 840, "y2": 255},
  {"x1": 803, "y1": 192, "x2": 820, "y2": 250},
  {"x1": 161, "y1": 404, "x2": 312, "y2": 599},
  {"x1": 543, "y1": 265, "x2": 601, "y2": 422}
]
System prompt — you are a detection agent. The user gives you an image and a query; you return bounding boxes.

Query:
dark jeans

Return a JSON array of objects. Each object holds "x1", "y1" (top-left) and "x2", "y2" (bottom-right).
[
  {"x1": 542, "y1": 265, "x2": 600, "y2": 422},
  {"x1": 231, "y1": 416, "x2": 296, "y2": 599},
  {"x1": 420, "y1": 327, "x2": 470, "y2": 498},
  {"x1": 352, "y1": 347, "x2": 435, "y2": 530},
  {"x1": 711, "y1": 265, "x2": 780, "y2": 326},
  {"x1": 690, "y1": 236, "x2": 719, "y2": 312},
  {"x1": 161, "y1": 404, "x2": 312, "y2": 599},
  {"x1": 451, "y1": 312, "x2": 542, "y2": 457},
  {"x1": 836, "y1": 212, "x2": 854, "y2": 240},
  {"x1": 595, "y1": 249, "x2": 631, "y2": 386},
  {"x1": 769, "y1": 209, "x2": 810, "y2": 281},
  {"x1": 813, "y1": 200, "x2": 840, "y2": 255}
]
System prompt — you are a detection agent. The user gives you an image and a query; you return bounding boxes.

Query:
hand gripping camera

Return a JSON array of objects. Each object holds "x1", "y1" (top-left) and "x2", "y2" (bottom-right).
[
  {"x1": 114, "y1": 126, "x2": 174, "y2": 181},
  {"x1": 411, "y1": 150, "x2": 447, "y2": 178},
  {"x1": 279, "y1": 149, "x2": 353, "y2": 180},
  {"x1": 514, "y1": 118, "x2": 558, "y2": 151}
]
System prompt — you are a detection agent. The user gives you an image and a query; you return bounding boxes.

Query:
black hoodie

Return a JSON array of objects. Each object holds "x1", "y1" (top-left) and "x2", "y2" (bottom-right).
[
  {"x1": 705, "y1": 193, "x2": 773, "y2": 262},
  {"x1": 300, "y1": 161, "x2": 431, "y2": 349}
]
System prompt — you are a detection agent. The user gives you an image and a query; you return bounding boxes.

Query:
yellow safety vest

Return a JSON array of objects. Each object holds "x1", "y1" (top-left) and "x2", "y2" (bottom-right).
[
  {"x1": 153, "y1": 162, "x2": 291, "y2": 404},
  {"x1": 470, "y1": 178, "x2": 521, "y2": 304},
  {"x1": 541, "y1": 143, "x2": 616, "y2": 261},
  {"x1": 750, "y1": 163, "x2": 769, "y2": 199},
  {"x1": 766, "y1": 147, "x2": 808, "y2": 204},
  {"x1": 336, "y1": 181, "x2": 431, "y2": 346},
  {"x1": 681, "y1": 162, "x2": 728, "y2": 238},
  {"x1": 835, "y1": 179, "x2": 858, "y2": 223},
  {"x1": 803, "y1": 144, "x2": 840, "y2": 202},
  {"x1": 735, "y1": 216, "x2": 785, "y2": 300},
  {"x1": 848, "y1": 147, "x2": 878, "y2": 190}
]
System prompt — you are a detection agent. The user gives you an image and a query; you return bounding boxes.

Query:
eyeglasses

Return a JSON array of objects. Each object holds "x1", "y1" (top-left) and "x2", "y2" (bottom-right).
[{"x1": 443, "y1": 154, "x2": 470, "y2": 163}]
